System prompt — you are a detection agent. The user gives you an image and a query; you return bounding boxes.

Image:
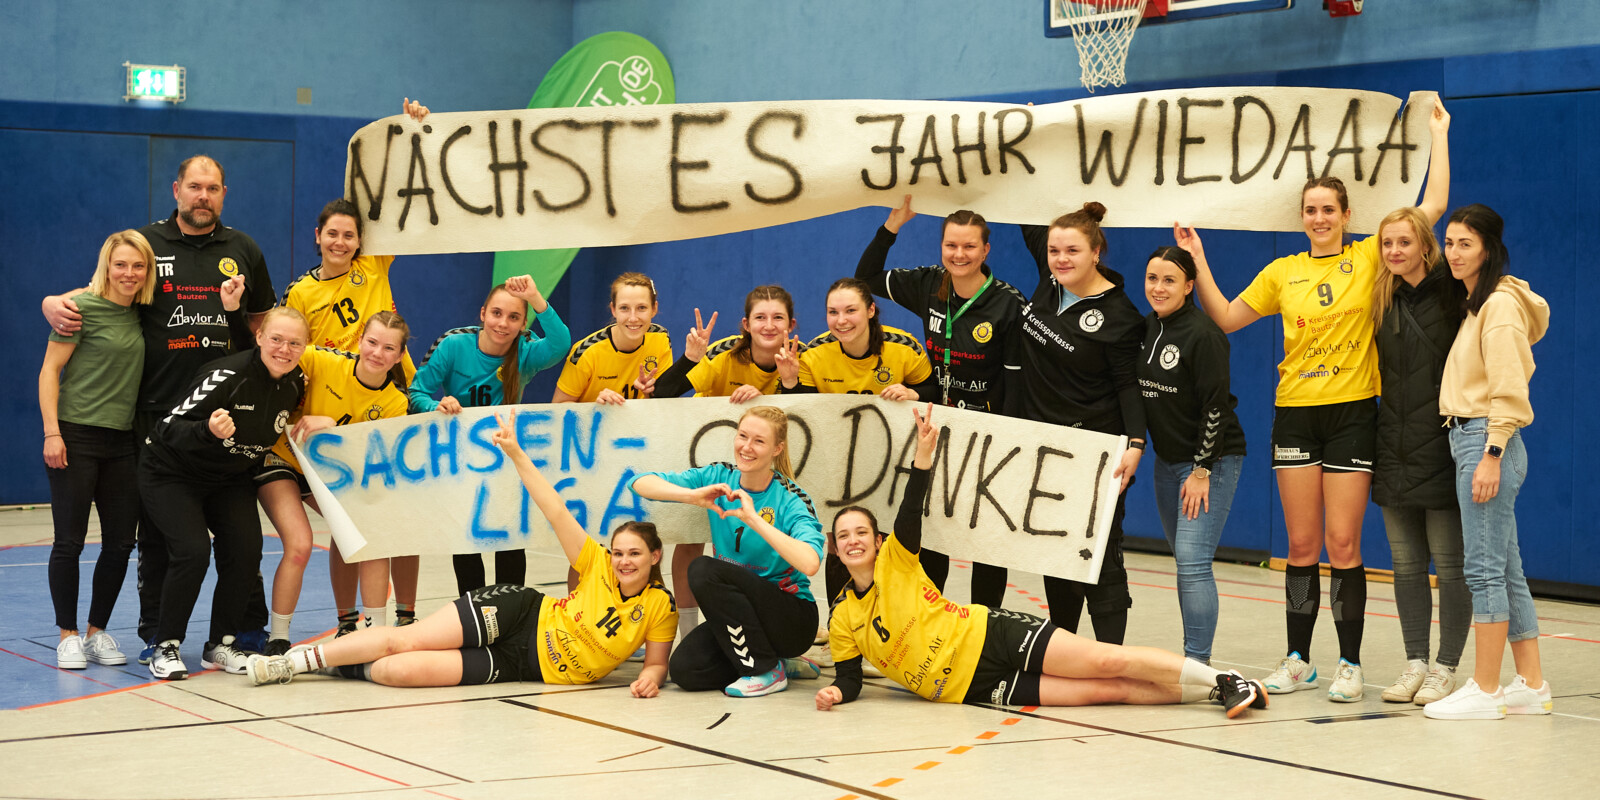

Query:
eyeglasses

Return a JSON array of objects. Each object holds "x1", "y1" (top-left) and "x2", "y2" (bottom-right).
[{"x1": 265, "y1": 335, "x2": 307, "y2": 351}]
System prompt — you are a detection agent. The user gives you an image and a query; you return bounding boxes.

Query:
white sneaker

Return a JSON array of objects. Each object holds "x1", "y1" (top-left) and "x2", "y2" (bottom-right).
[
  {"x1": 1503, "y1": 675, "x2": 1553, "y2": 715},
  {"x1": 1380, "y1": 660, "x2": 1427, "y2": 703},
  {"x1": 57, "y1": 636, "x2": 87, "y2": 669},
  {"x1": 83, "y1": 631, "x2": 127, "y2": 665},
  {"x1": 1327, "y1": 659, "x2": 1364, "y2": 702},
  {"x1": 246, "y1": 654, "x2": 296, "y2": 686},
  {"x1": 1423, "y1": 679, "x2": 1505, "y2": 720},
  {"x1": 202, "y1": 636, "x2": 250, "y2": 674},
  {"x1": 1413, "y1": 664, "x2": 1456, "y2": 705},
  {"x1": 149, "y1": 640, "x2": 189, "y2": 681},
  {"x1": 1261, "y1": 652, "x2": 1318, "y2": 694}
]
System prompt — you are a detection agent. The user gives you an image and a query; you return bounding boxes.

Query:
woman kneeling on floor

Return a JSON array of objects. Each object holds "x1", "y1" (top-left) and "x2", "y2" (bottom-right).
[
  {"x1": 246, "y1": 412, "x2": 677, "y2": 696},
  {"x1": 816, "y1": 405, "x2": 1268, "y2": 718}
]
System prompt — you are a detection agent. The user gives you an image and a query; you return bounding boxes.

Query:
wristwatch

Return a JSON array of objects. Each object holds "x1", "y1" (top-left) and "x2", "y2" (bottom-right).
[
  {"x1": 1484, "y1": 444, "x2": 1504, "y2": 459},
  {"x1": 1192, "y1": 466, "x2": 1212, "y2": 480}
]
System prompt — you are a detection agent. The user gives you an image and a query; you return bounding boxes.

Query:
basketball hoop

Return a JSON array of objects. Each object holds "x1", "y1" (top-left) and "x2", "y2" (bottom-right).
[{"x1": 1053, "y1": 0, "x2": 1152, "y2": 92}]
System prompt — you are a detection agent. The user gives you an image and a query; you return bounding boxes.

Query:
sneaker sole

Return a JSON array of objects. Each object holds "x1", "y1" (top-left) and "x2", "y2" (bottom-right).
[
  {"x1": 57, "y1": 660, "x2": 88, "y2": 670},
  {"x1": 1424, "y1": 706, "x2": 1505, "y2": 720},
  {"x1": 202, "y1": 658, "x2": 248, "y2": 675},
  {"x1": 1506, "y1": 703, "x2": 1552, "y2": 715},
  {"x1": 725, "y1": 679, "x2": 789, "y2": 698},
  {"x1": 150, "y1": 667, "x2": 188, "y2": 681},
  {"x1": 86, "y1": 653, "x2": 128, "y2": 666},
  {"x1": 1263, "y1": 679, "x2": 1317, "y2": 695},
  {"x1": 1328, "y1": 690, "x2": 1363, "y2": 702},
  {"x1": 1381, "y1": 689, "x2": 1418, "y2": 703}
]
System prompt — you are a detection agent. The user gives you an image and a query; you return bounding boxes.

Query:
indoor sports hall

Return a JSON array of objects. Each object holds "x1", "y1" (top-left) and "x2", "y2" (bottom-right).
[{"x1": 4, "y1": 2, "x2": 1598, "y2": 798}]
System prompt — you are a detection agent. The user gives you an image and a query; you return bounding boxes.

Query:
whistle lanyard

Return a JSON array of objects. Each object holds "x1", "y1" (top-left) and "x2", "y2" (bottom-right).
[{"x1": 941, "y1": 274, "x2": 992, "y2": 405}]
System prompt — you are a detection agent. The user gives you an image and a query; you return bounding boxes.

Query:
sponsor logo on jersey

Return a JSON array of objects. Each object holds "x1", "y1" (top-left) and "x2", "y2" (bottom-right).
[
  {"x1": 1274, "y1": 446, "x2": 1311, "y2": 461},
  {"x1": 1079, "y1": 308, "x2": 1104, "y2": 333},
  {"x1": 162, "y1": 280, "x2": 175, "y2": 293},
  {"x1": 1298, "y1": 365, "x2": 1331, "y2": 379},
  {"x1": 1339, "y1": 258, "x2": 1353, "y2": 274},
  {"x1": 167, "y1": 335, "x2": 200, "y2": 350},
  {"x1": 972, "y1": 321, "x2": 993, "y2": 344},
  {"x1": 1295, "y1": 316, "x2": 1306, "y2": 328},
  {"x1": 167, "y1": 305, "x2": 229, "y2": 329},
  {"x1": 349, "y1": 269, "x2": 365, "y2": 286},
  {"x1": 364, "y1": 404, "x2": 384, "y2": 421},
  {"x1": 873, "y1": 365, "x2": 892, "y2": 384},
  {"x1": 1160, "y1": 343, "x2": 1180, "y2": 370},
  {"x1": 217, "y1": 257, "x2": 239, "y2": 277},
  {"x1": 1288, "y1": 277, "x2": 1309, "y2": 286},
  {"x1": 630, "y1": 605, "x2": 644, "y2": 623},
  {"x1": 991, "y1": 680, "x2": 1008, "y2": 704},
  {"x1": 643, "y1": 355, "x2": 659, "y2": 373},
  {"x1": 234, "y1": 403, "x2": 256, "y2": 411},
  {"x1": 1350, "y1": 457, "x2": 1372, "y2": 467},
  {"x1": 274, "y1": 410, "x2": 289, "y2": 434},
  {"x1": 759, "y1": 507, "x2": 776, "y2": 525}
]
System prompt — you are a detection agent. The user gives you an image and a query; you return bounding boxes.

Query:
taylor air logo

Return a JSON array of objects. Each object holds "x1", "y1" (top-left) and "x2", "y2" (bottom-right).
[
  {"x1": 1160, "y1": 343, "x2": 1180, "y2": 370},
  {"x1": 972, "y1": 321, "x2": 993, "y2": 344},
  {"x1": 759, "y1": 507, "x2": 776, "y2": 525},
  {"x1": 873, "y1": 365, "x2": 893, "y2": 384},
  {"x1": 1079, "y1": 308, "x2": 1104, "y2": 333},
  {"x1": 217, "y1": 257, "x2": 239, "y2": 277}
]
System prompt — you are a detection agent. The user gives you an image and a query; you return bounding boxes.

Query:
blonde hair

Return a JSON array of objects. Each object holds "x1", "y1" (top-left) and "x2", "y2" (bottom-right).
[
  {"x1": 610, "y1": 272, "x2": 658, "y2": 305},
  {"x1": 1370, "y1": 207, "x2": 1441, "y2": 328},
  {"x1": 259, "y1": 306, "x2": 312, "y2": 341},
  {"x1": 739, "y1": 405, "x2": 794, "y2": 480},
  {"x1": 89, "y1": 230, "x2": 157, "y2": 305}
]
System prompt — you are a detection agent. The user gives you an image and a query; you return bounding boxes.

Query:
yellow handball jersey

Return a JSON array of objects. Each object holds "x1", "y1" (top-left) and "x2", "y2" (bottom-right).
[
  {"x1": 687, "y1": 334, "x2": 796, "y2": 397},
  {"x1": 1238, "y1": 235, "x2": 1381, "y2": 407},
  {"x1": 797, "y1": 325, "x2": 932, "y2": 394},
  {"x1": 556, "y1": 324, "x2": 673, "y2": 402},
  {"x1": 534, "y1": 538, "x2": 678, "y2": 684},
  {"x1": 269, "y1": 346, "x2": 410, "y2": 472},
  {"x1": 829, "y1": 534, "x2": 987, "y2": 702},
  {"x1": 282, "y1": 255, "x2": 416, "y2": 380}
]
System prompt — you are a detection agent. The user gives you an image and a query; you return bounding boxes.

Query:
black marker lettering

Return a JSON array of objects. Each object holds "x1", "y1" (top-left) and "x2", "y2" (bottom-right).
[
  {"x1": 995, "y1": 108, "x2": 1035, "y2": 175},
  {"x1": 1022, "y1": 447, "x2": 1074, "y2": 537},
  {"x1": 1369, "y1": 102, "x2": 1417, "y2": 186},
  {"x1": 1085, "y1": 450, "x2": 1109, "y2": 538},
  {"x1": 487, "y1": 119, "x2": 528, "y2": 216},
  {"x1": 949, "y1": 112, "x2": 989, "y2": 184},
  {"x1": 931, "y1": 429, "x2": 976, "y2": 518},
  {"x1": 439, "y1": 125, "x2": 493, "y2": 216},
  {"x1": 596, "y1": 119, "x2": 623, "y2": 217},
  {"x1": 1230, "y1": 96, "x2": 1276, "y2": 184},
  {"x1": 1321, "y1": 98, "x2": 1365, "y2": 181},
  {"x1": 1176, "y1": 98, "x2": 1224, "y2": 186},
  {"x1": 670, "y1": 111, "x2": 731, "y2": 213},
  {"x1": 1076, "y1": 97, "x2": 1145, "y2": 186},
  {"x1": 1272, "y1": 104, "x2": 1317, "y2": 181},
  {"x1": 969, "y1": 435, "x2": 1019, "y2": 531},
  {"x1": 347, "y1": 124, "x2": 402, "y2": 221},
  {"x1": 1154, "y1": 99, "x2": 1168, "y2": 186},
  {"x1": 828, "y1": 403, "x2": 892, "y2": 507},
  {"x1": 745, "y1": 111, "x2": 805, "y2": 205},
  {"x1": 856, "y1": 114, "x2": 906, "y2": 190},
  {"x1": 909, "y1": 114, "x2": 950, "y2": 187},
  {"x1": 396, "y1": 132, "x2": 439, "y2": 229},
  {"x1": 687, "y1": 420, "x2": 737, "y2": 469},
  {"x1": 531, "y1": 120, "x2": 592, "y2": 212}
]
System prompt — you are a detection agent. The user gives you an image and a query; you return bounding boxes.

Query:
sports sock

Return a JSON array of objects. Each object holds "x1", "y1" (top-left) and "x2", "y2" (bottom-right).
[
  {"x1": 289, "y1": 645, "x2": 327, "y2": 674},
  {"x1": 1180, "y1": 658, "x2": 1224, "y2": 687},
  {"x1": 678, "y1": 607, "x2": 699, "y2": 640},
  {"x1": 337, "y1": 609, "x2": 359, "y2": 628},
  {"x1": 1284, "y1": 563, "x2": 1320, "y2": 660},
  {"x1": 269, "y1": 612, "x2": 293, "y2": 641},
  {"x1": 335, "y1": 663, "x2": 373, "y2": 681},
  {"x1": 1329, "y1": 565, "x2": 1366, "y2": 664},
  {"x1": 363, "y1": 606, "x2": 388, "y2": 627},
  {"x1": 1180, "y1": 684, "x2": 1212, "y2": 704},
  {"x1": 394, "y1": 603, "x2": 416, "y2": 625}
]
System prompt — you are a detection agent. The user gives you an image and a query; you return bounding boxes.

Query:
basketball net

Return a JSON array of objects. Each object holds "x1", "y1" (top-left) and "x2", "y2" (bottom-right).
[{"x1": 1056, "y1": 0, "x2": 1149, "y2": 92}]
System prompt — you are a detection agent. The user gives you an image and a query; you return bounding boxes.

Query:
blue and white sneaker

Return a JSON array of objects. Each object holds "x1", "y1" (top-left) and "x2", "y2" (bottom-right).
[
  {"x1": 724, "y1": 664, "x2": 788, "y2": 697},
  {"x1": 1327, "y1": 659, "x2": 1364, "y2": 702},
  {"x1": 1262, "y1": 651, "x2": 1318, "y2": 694},
  {"x1": 232, "y1": 629, "x2": 268, "y2": 654},
  {"x1": 782, "y1": 656, "x2": 821, "y2": 680},
  {"x1": 137, "y1": 639, "x2": 157, "y2": 665}
]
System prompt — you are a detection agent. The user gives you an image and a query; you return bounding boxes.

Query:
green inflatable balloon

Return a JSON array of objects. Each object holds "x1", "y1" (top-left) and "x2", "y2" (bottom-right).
[{"x1": 492, "y1": 32, "x2": 676, "y2": 290}]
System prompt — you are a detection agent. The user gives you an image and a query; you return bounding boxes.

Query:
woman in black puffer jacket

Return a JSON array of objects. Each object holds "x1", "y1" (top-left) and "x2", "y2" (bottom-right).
[{"x1": 1371, "y1": 206, "x2": 1469, "y2": 707}]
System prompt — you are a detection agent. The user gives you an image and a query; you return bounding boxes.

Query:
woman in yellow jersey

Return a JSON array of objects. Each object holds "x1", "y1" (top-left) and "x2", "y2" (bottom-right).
[
  {"x1": 282, "y1": 99, "x2": 429, "y2": 380},
  {"x1": 255, "y1": 312, "x2": 413, "y2": 656},
  {"x1": 245, "y1": 412, "x2": 677, "y2": 693},
  {"x1": 553, "y1": 272, "x2": 672, "y2": 405},
  {"x1": 648, "y1": 285, "x2": 802, "y2": 641},
  {"x1": 816, "y1": 405, "x2": 1266, "y2": 717},
  {"x1": 1181, "y1": 101, "x2": 1452, "y2": 702},
  {"x1": 778, "y1": 277, "x2": 934, "y2": 400}
]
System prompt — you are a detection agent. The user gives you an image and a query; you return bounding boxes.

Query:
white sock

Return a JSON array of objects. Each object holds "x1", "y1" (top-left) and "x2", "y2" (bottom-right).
[
  {"x1": 678, "y1": 607, "x2": 699, "y2": 640},
  {"x1": 1180, "y1": 658, "x2": 1224, "y2": 687},
  {"x1": 1180, "y1": 684, "x2": 1212, "y2": 704},
  {"x1": 269, "y1": 613, "x2": 293, "y2": 641},
  {"x1": 289, "y1": 645, "x2": 326, "y2": 674},
  {"x1": 363, "y1": 606, "x2": 388, "y2": 627}
]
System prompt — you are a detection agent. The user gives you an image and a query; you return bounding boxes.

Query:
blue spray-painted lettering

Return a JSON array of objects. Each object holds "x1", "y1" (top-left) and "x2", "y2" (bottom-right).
[
  {"x1": 517, "y1": 410, "x2": 553, "y2": 452},
  {"x1": 428, "y1": 418, "x2": 459, "y2": 477},
  {"x1": 469, "y1": 480, "x2": 509, "y2": 542},
  {"x1": 611, "y1": 437, "x2": 646, "y2": 449},
  {"x1": 466, "y1": 415, "x2": 504, "y2": 473},
  {"x1": 393, "y1": 423, "x2": 426, "y2": 482},
  {"x1": 306, "y1": 433, "x2": 353, "y2": 492},
  {"x1": 599, "y1": 467, "x2": 649, "y2": 537},
  {"x1": 562, "y1": 409, "x2": 601, "y2": 471},
  {"x1": 555, "y1": 477, "x2": 589, "y2": 530},
  {"x1": 361, "y1": 429, "x2": 396, "y2": 489}
]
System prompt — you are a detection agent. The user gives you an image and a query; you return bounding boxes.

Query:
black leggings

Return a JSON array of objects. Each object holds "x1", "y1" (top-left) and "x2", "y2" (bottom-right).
[
  {"x1": 452, "y1": 550, "x2": 527, "y2": 596},
  {"x1": 138, "y1": 461, "x2": 263, "y2": 644},
  {"x1": 1043, "y1": 486, "x2": 1132, "y2": 643},
  {"x1": 47, "y1": 421, "x2": 140, "y2": 631},
  {"x1": 669, "y1": 556, "x2": 818, "y2": 690}
]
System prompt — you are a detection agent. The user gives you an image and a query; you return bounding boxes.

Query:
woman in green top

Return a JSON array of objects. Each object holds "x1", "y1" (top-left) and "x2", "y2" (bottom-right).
[{"x1": 39, "y1": 230, "x2": 158, "y2": 670}]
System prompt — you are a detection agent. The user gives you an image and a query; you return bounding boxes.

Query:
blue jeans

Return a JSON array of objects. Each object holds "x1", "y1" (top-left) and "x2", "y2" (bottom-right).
[
  {"x1": 1448, "y1": 419, "x2": 1538, "y2": 642},
  {"x1": 1153, "y1": 454, "x2": 1243, "y2": 663}
]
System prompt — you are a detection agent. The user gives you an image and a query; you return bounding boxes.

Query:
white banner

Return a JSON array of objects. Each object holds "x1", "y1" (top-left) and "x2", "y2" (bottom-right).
[
  {"x1": 347, "y1": 88, "x2": 1436, "y2": 254},
  {"x1": 295, "y1": 396, "x2": 1127, "y2": 583}
]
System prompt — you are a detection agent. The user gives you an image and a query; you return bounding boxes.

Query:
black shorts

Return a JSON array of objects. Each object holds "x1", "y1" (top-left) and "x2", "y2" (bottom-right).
[
  {"x1": 963, "y1": 608, "x2": 1056, "y2": 707},
  {"x1": 1270, "y1": 398, "x2": 1376, "y2": 472},
  {"x1": 453, "y1": 584, "x2": 545, "y2": 685},
  {"x1": 254, "y1": 453, "x2": 311, "y2": 495}
]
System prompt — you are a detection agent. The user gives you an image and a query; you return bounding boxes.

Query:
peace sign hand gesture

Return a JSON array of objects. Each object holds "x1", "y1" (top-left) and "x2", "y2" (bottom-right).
[
  {"x1": 775, "y1": 336, "x2": 803, "y2": 388},
  {"x1": 685, "y1": 308, "x2": 718, "y2": 362}
]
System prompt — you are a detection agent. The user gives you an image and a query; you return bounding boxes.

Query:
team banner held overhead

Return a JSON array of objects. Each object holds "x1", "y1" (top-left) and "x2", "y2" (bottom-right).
[
  {"x1": 491, "y1": 31, "x2": 675, "y2": 288},
  {"x1": 347, "y1": 88, "x2": 1438, "y2": 255},
  {"x1": 291, "y1": 396, "x2": 1128, "y2": 584}
]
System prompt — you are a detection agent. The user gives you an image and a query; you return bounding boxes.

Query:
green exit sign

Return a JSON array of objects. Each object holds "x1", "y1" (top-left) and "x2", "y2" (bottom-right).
[{"x1": 124, "y1": 62, "x2": 185, "y2": 102}]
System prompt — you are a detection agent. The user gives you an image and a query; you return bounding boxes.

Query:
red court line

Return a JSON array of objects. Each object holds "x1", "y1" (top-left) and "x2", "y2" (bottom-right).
[
  {"x1": 1, "y1": 646, "x2": 123, "y2": 692},
  {"x1": 231, "y1": 724, "x2": 411, "y2": 786}
]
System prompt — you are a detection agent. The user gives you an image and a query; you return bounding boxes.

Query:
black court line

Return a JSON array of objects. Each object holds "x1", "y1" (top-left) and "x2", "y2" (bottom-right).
[
  {"x1": 706, "y1": 712, "x2": 731, "y2": 730},
  {"x1": 0, "y1": 683, "x2": 630, "y2": 745},
  {"x1": 501, "y1": 699, "x2": 895, "y2": 800},
  {"x1": 979, "y1": 704, "x2": 1481, "y2": 799},
  {"x1": 597, "y1": 746, "x2": 663, "y2": 763},
  {"x1": 764, "y1": 734, "x2": 1108, "y2": 764},
  {"x1": 273, "y1": 719, "x2": 474, "y2": 783},
  {"x1": 1306, "y1": 711, "x2": 1413, "y2": 724}
]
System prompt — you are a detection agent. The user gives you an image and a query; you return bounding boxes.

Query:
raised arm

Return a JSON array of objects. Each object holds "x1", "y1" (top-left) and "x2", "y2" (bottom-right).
[
  {"x1": 492, "y1": 411, "x2": 587, "y2": 566},
  {"x1": 892, "y1": 404, "x2": 939, "y2": 553},
  {"x1": 1417, "y1": 99, "x2": 1451, "y2": 225},
  {"x1": 1020, "y1": 223, "x2": 1050, "y2": 285},
  {"x1": 855, "y1": 195, "x2": 915, "y2": 296},
  {"x1": 1174, "y1": 225, "x2": 1261, "y2": 334}
]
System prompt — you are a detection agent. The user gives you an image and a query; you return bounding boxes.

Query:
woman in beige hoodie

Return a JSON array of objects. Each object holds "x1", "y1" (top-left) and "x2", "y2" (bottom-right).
[{"x1": 1424, "y1": 204, "x2": 1552, "y2": 721}]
